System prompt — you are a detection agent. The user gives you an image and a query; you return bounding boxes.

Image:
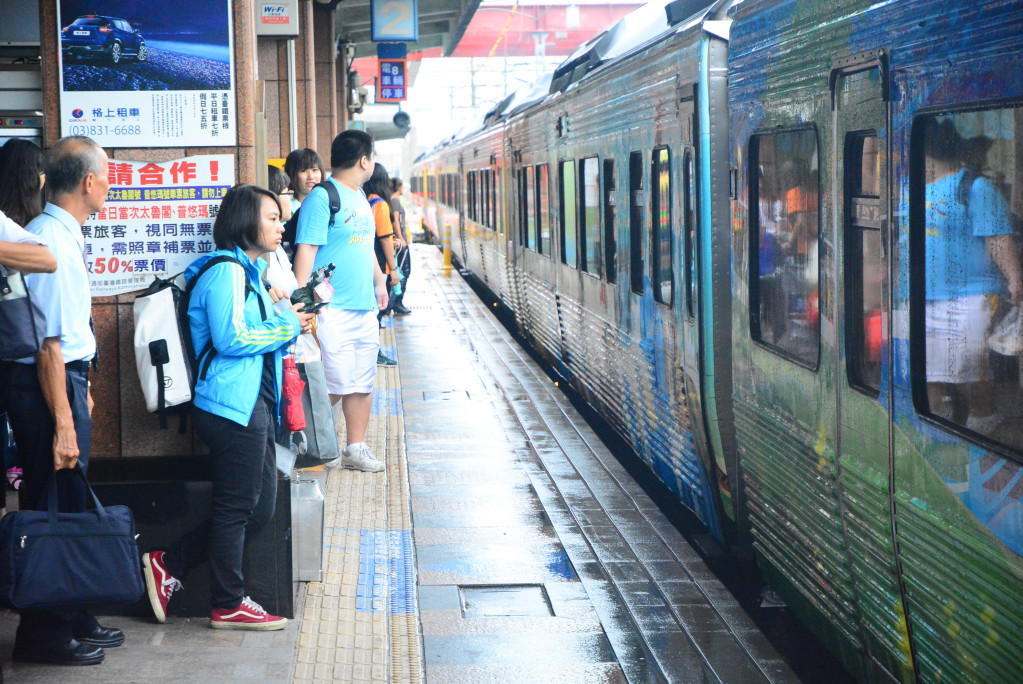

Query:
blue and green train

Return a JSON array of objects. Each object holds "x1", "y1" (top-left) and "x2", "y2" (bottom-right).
[{"x1": 411, "y1": 1, "x2": 1023, "y2": 681}]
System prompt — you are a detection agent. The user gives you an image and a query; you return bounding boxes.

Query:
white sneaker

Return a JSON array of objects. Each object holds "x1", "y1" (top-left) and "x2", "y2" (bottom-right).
[{"x1": 341, "y1": 443, "x2": 385, "y2": 472}]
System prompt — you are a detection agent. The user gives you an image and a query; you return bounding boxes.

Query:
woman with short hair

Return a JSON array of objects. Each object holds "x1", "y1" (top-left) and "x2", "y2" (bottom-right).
[{"x1": 142, "y1": 184, "x2": 314, "y2": 630}]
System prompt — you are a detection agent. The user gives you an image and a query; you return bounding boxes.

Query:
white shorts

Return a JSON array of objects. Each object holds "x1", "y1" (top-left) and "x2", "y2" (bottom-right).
[
  {"x1": 925, "y1": 295, "x2": 994, "y2": 384},
  {"x1": 314, "y1": 307, "x2": 379, "y2": 395}
]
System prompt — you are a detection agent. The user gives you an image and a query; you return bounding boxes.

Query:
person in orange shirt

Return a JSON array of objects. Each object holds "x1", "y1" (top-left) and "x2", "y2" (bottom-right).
[{"x1": 364, "y1": 163, "x2": 399, "y2": 366}]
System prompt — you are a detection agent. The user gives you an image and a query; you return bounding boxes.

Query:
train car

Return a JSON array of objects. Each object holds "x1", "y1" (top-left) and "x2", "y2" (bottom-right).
[
  {"x1": 413, "y1": 0, "x2": 1023, "y2": 681},
  {"x1": 729, "y1": 1, "x2": 1023, "y2": 682}
]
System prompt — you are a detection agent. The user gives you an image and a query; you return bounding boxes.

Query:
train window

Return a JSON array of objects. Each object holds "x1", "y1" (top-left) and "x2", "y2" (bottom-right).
[
  {"x1": 537, "y1": 164, "x2": 551, "y2": 256},
  {"x1": 560, "y1": 160, "x2": 578, "y2": 267},
  {"x1": 914, "y1": 107, "x2": 1023, "y2": 452},
  {"x1": 604, "y1": 159, "x2": 617, "y2": 283},
  {"x1": 683, "y1": 148, "x2": 696, "y2": 319},
  {"x1": 750, "y1": 128, "x2": 820, "y2": 366},
  {"x1": 651, "y1": 147, "x2": 673, "y2": 305},
  {"x1": 524, "y1": 167, "x2": 536, "y2": 249},
  {"x1": 466, "y1": 171, "x2": 473, "y2": 220},
  {"x1": 630, "y1": 151, "x2": 644, "y2": 294},
  {"x1": 846, "y1": 133, "x2": 882, "y2": 396},
  {"x1": 580, "y1": 157, "x2": 601, "y2": 275}
]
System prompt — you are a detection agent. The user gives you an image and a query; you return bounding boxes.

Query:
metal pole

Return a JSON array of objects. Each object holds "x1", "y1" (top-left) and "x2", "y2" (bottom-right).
[{"x1": 287, "y1": 38, "x2": 298, "y2": 151}]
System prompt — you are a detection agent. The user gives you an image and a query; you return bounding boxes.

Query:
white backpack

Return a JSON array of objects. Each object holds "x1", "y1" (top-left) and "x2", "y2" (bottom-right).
[{"x1": 133, "y1": 275, "x2": 193, "y2": 426}]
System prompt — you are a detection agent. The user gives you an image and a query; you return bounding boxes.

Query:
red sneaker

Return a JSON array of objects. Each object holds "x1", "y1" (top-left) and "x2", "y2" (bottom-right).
[
  {"x1": 142, "y1": 551, "x2": 181, "y2": 624},
  {"x1": 210, "y1": 596, "x2": 288, "y2": 631}
]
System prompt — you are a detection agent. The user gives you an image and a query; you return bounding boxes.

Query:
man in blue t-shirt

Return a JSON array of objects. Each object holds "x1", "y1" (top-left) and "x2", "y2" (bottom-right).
[
  {"x1": 294, "y1": 130, "x2": 392, "y2": 472},
  {"x1": 923, "y1": 119, "x2": 1022, "y2": 435}
]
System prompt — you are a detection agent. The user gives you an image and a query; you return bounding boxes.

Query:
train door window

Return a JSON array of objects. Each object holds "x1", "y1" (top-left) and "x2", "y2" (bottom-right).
[
  {"x1": 537, "y1": 164, "x2": 551, "y2": 256},
  {"x1": 580, "y1": 157, "x2": 601, "y2": 275},
  {"x1": 651, "y1": 147, "x2": 673, "y2": 304},
  {"x1": 749, "y1": 128, "x2": 820, "y2": 366},
  {"x1": 683, "y1": 148, "x2": 696, "y2": 319},
  {"x1": 604, "y1": 159, "x2": 617, "y2": 283},
  {"x1": 846, "y1": 133, "x2": 882, "y2": 395},
  {"x1": 524, "y1": 166, "x2": 536, "y2": 249},
  {"x1": 466, "y1": 171, "x2": 474, "y2": 220},
  {"x1": 494, "y1": 168, "x2": 502, "y2": 237},
  {"x1": 630, "y1": 151, "x2": 645, "y2": 294},
  {"x1": 560, "y1": 160, "x2": 578, "y2": 267},
  {"x1": 914, "y1": 107, "x2": 1023, "y2": 452},
  {"x1": 482, "y1": 170, "x2": 489, "y2": 226}
]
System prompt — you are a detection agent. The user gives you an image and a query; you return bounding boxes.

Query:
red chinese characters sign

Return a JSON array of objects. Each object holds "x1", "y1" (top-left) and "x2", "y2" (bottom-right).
[{"x1": 84, "y1": 155, "x2": 234, "y2": 296}]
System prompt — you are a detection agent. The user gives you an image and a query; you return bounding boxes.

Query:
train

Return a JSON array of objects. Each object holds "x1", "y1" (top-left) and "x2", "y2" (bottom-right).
[{"x1": 410, "y1": 1, "x2": 1023, "y2": 682}]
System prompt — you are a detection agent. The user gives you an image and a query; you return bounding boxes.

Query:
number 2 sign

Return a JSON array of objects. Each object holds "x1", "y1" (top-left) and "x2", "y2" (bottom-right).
[{"x1": 371, "y1": 0, "x2": 418, "y2": 42}]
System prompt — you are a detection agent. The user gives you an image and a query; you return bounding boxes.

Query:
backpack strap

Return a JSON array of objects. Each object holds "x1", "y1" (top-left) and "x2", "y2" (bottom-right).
[{"x1": 319, "y1": 180, "x2": 342, "y2": 227}]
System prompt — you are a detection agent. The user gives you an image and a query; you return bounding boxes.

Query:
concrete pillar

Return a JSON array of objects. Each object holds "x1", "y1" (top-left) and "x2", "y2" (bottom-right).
[{"x1": 313, "y1": 5, "x2": 338, "y2": 165}]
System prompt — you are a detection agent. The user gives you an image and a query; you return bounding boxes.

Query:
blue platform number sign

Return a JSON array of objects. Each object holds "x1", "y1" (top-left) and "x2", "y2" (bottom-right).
[
  {"x1": 378, "y1": 59, "x2": 407, "y2": 102},
  {"x1": 371, "y1": 0, "x2": 418, "y2": 42}
]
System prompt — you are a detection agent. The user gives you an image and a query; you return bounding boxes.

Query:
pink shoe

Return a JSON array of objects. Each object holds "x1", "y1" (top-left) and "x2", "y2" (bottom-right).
[{"x1": 6, "y1": 467, "x2": 22, "y2": 491}]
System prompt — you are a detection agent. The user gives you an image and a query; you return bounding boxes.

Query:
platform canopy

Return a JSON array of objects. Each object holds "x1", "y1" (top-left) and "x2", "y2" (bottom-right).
[{"x1": 337, "y1": 0, "x2": 643, "y2": 62}]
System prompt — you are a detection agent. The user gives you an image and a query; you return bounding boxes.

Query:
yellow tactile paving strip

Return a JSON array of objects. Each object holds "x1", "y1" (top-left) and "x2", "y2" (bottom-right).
[{"x1": 292, "y1": 320, "x2": 423, "y2": 684}]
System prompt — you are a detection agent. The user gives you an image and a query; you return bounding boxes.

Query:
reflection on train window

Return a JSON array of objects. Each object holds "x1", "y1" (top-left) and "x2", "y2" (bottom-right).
[
  {"x1": 560, "y1": 160, "x2": 578, "y2": 267},
  {"x1": 630, "y1": 151, "x2": 644, "y2": 294},
  {"x1": 651, "y1": 147, "x2": 673, "y2": 304},
  {"x1": 750, "y1": 128, "x2": 820, "y2": 366},
  {"x1": 604, "y1": 159, "x2": 617, "y2": 283},
  {"x1": 683, "y1": 147, "x2": 696, "y2": 319},
  {"x1": 846, "y1": 133, "x2": 882, "y2": 395},
  {"x1": 918, "y1": 107, "x2": 1023, "y2": 452},
  {"x1": 580, "y1": 157, "x2": 601, "y2": 275},
  {"x1": 538, "y1": 164, "x2": 551, "y2": 256}
]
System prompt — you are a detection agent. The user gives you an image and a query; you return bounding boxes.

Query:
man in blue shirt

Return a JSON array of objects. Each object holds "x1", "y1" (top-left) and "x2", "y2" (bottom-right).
[
  {"x1": 294, "y1": 130, "x2": 391, "y2": 472},
  {"x1": 3, "y1": 136, "x2": 124, "y2": 666}
]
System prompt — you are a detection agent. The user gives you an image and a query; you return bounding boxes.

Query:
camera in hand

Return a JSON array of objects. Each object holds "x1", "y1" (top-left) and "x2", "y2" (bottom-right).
[{"x1": 291, "y1": 263, "x2": 335, "y2": 312}]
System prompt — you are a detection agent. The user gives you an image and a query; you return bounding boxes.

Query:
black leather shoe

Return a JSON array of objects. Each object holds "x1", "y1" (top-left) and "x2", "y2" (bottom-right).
[
  {"x1": 76, "y1": 624, "x2": 125, "y2": 648},
  {"x1": 13, "y1": 639, "x2": 105, "y2": 666},
  {"x1": 392, "y1": 303, "x2": 411, "y2": 315}
]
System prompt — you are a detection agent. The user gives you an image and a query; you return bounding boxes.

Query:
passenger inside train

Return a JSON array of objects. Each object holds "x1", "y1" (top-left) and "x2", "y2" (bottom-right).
[{"x1": 922, "y1": 113, "x2": 1023, "y2": 449}]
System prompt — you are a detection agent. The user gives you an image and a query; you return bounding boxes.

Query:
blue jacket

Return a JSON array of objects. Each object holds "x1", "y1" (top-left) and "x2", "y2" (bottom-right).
[{"x1": 185, "y1": 247, "x2": 300, "y2": 426}]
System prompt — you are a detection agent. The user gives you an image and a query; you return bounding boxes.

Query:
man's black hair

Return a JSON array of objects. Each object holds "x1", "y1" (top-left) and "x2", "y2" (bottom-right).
[
  {"x1": 330, "y1": 130, "x2": 374, "y2": 170},
  {"x1": 213, "y1": 184, "x2": 281, "y2": 251}
]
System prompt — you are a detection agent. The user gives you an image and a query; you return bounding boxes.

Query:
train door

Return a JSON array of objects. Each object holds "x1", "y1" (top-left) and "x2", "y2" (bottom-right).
[{"x1": 832, "y1": 57, "x2": 915, "y2": 682}]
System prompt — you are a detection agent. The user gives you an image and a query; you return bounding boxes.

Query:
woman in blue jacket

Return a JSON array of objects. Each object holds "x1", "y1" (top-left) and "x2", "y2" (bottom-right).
[{"x1": 142, "y1": 184, "x2": 313, "y2": 630}]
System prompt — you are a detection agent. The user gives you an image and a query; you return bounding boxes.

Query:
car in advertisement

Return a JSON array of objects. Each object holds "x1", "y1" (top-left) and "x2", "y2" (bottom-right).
[{"x1": 61, "y1": 15, "x2": 147, "y2": 65}]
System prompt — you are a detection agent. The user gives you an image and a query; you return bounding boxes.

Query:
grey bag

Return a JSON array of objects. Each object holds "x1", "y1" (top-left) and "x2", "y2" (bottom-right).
[
  {"x1": 0, "y1": 265, "x2": 45, "y2": 361},
  {"x1": 287, "y1": 360, "x2": 341, "y2": 467}
]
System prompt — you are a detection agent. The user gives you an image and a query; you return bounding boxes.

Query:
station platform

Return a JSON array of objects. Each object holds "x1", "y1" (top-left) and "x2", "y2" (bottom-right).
[{"x1": 0, "y1": 245, "x2": 799, "y2": 683}]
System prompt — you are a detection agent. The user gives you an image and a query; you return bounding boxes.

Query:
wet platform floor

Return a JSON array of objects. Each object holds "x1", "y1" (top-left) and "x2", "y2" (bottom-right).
[{"x1": 396, "y1": 247, "x2": 797, "y2": 683}]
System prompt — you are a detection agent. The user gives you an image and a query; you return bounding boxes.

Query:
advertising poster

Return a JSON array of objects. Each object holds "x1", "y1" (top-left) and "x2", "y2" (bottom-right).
[
  {"x1": 85, "y1": 155, "x2": 234, "y2": 296},
  {"x1": 57, "y1": 0, "x2": 236, "y2": 147}
]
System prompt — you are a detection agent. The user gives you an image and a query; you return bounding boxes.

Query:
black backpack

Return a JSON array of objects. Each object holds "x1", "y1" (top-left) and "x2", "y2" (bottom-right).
[{"x1": 282, "y1": 180, "x2": 342, "y2": 256}]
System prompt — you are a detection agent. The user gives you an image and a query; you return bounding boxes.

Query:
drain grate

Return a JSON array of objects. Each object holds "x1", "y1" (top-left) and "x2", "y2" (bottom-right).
[
  {"x1": 458, "y1": 584, "x2": 553, "y2": 618},
  {"x1": 422, "y1": 390, "x2": 471, "y2": 401}
]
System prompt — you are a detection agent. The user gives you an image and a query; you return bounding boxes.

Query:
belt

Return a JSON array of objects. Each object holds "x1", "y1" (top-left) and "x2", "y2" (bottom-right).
[{"x1": 65, "y1": 360, "x2": 91, "y2": 373}]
